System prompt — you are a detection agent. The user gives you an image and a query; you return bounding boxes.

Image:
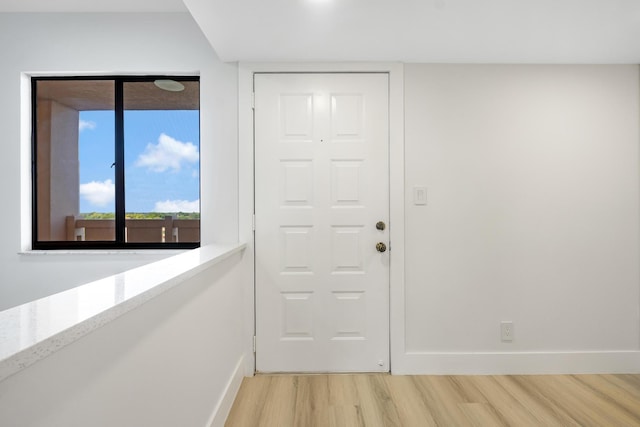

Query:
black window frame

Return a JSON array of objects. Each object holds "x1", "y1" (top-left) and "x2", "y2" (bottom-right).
[{"x1": 31, "y1": 75, "x2": 201, "y2": 250}]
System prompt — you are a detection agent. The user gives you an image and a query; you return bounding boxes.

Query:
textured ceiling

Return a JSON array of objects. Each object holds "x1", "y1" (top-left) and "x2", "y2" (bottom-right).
[{"x1": 36, "y1": 80, "x2": 199, "y2": 111}]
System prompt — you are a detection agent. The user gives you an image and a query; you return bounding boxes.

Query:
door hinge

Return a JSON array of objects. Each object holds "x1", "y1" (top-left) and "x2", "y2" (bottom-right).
[
  {"x1": 253, "y1": 336, "x2": 256, "y2": 353},
  {"x1": 252, "y1": 214, "x2": 256, "y2": 231},
  {"x1": 251, "y1": 92, "x2": 255, "y2": 110}
]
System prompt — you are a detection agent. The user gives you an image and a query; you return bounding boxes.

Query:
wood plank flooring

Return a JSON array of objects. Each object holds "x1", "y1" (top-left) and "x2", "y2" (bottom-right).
[{"x1": 225, "y1": 374, "x2": 640, "y2": 426}]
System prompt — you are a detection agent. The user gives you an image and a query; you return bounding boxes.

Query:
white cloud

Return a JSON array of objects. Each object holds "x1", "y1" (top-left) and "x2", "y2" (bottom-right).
[
  {"x1": 135, "y1": 133, "x2": 198, "y2": 172},
  {"x1": 79, "y1": 119, "x2": 96, "y2": 132},
  {"x1": 79, "y1": 179, "x2": 115, "y2": 207},
  {"x1": 153, "y1": 199, "x2": 199, "y2": 213}
]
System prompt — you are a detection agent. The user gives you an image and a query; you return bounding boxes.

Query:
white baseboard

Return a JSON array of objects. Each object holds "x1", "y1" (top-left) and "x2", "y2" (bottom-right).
[
  {"x1": 206, "y1": 355, "x2": 246, "y2": 427},
  {"x1": 392, "y1": 350, "x2": 640, "y2": 375}
]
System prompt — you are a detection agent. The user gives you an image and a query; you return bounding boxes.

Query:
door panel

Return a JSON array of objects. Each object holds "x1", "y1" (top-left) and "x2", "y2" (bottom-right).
[{"x1": 255, "y1": 73, "x2": 389, "y2": 372}]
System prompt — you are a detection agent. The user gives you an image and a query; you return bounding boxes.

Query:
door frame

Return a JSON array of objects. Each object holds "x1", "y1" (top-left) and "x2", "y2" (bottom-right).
[{"x1": 238, "y1": 63, "x2": 405, "y2": 376}]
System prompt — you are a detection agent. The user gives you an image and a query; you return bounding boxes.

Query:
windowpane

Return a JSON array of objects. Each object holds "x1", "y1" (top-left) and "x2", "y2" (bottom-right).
[
  {"x1": 35, "y1": 80, "x2": 115, "y2": 242},
  {"x1": 123, "y1": 80, "x2": 200, "y2": 243},
  {"x1": 33, "y1": 76, "x2": 200, "y2": 249}
]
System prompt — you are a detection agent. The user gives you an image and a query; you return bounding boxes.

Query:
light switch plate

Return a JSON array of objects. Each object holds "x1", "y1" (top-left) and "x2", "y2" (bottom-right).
[{"x1": 413, "y1": 186, "x2": 427, "y2": 205}]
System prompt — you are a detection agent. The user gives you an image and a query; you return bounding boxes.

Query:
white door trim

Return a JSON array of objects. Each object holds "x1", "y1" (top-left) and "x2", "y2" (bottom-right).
[{"x1": 238, "y1": 62, "x2": 405, "y2": 376}]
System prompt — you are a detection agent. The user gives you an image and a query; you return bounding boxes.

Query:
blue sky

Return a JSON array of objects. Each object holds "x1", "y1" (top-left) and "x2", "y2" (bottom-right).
[{"x1": 78, "y1": 110, "x2": 200, "y2": 213}]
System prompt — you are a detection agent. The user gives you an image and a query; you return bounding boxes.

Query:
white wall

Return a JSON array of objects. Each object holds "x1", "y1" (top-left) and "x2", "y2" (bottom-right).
[
  {"x1": 0, "y1": 250, "x2": 247, "y2": 427},
  {"x1": 401, "y1": 64, "x2": 640, "y2": 373},
  {"x1": 0, "y1": 13, "x2": 238, "y2": 311}
]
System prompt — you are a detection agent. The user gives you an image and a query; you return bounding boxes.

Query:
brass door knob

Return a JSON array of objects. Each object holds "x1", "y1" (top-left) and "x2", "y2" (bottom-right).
[
  {"x1": 376, "y1": 221, "x2": 386, "y2": 231},
  {"x1": 376, "y1": 242, "x2": 387, "y2": 253}
]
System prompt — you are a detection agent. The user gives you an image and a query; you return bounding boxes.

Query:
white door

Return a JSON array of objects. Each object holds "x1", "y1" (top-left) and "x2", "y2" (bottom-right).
[{"x1": 254, "y1": 73, "x2": 389, "y2": 372}]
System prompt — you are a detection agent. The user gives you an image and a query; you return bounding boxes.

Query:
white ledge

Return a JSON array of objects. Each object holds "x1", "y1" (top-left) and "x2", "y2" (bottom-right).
[{"x1": 0, "y1": 243, "x2": 246, "y2": 382}]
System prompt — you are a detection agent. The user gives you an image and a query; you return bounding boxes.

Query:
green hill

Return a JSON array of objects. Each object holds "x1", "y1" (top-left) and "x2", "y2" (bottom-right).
[{"x1": 81, "y1": 212, "x2": 200, "y2": 220}]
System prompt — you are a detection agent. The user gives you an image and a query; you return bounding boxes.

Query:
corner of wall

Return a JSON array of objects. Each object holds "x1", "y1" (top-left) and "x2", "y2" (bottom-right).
[{"x1": 206, "y1": 355, "x2": 246, "y2": 427}]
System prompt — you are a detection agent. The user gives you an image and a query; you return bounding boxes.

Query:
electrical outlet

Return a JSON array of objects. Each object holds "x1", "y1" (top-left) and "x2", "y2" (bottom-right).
[{"x1": 501, "y1": 321, "x2": 514, "y2": 342}]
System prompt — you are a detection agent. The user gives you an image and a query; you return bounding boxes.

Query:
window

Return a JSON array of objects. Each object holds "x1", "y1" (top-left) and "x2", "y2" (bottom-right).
[{"x1": 32, "y1": 76, "x2": 200, "y2": 249}]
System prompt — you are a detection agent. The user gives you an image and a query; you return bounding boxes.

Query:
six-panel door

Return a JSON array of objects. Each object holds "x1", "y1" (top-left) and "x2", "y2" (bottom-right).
[{"x1": 255, "y1": 73, "x2": 389, "y2": 372}]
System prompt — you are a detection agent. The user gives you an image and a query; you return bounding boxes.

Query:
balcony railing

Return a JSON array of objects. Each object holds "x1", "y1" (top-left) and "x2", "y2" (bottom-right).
[{"x1": 65, "y1": 216, "x2": 199, "y2": 243}]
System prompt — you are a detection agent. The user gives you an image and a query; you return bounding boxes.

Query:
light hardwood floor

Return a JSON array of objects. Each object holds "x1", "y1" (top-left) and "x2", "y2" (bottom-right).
[{"x1": 225, "y1": 373, "x2": 640, "y2": 426}]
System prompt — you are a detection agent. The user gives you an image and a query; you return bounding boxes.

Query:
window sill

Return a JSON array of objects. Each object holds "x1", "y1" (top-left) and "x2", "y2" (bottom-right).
[{"x1": 19, "y1": 249, "x2": 187, "y2": 256}]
